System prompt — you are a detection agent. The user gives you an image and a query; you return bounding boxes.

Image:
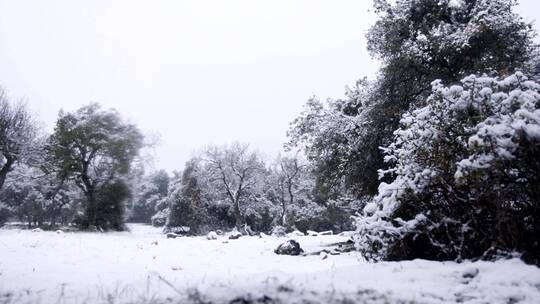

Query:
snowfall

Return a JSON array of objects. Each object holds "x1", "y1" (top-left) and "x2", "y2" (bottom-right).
[{"x1": 1, "y1": 224, "x2": 540, "y2": 304}]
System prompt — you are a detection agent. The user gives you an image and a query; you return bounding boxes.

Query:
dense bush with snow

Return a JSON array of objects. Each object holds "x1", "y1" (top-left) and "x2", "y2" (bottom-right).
[
  {"x1": 355, "y1": 72, "x2": 540, "y2": 263},
  {"x1": 0, "y1": 164, "x2": 82, "y2": 228}
]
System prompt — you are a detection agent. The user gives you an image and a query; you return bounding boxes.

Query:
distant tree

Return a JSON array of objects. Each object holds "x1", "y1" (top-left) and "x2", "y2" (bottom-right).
[
  {"x1": 203, "y1": 142, "x2": 265, "y2": 228},
  {"x1": 0, "y1": 88, "x2": 38, "y2": 191},
  {"x1": 130, "y1": 170, "x2": 169, "y2": 224},
  {"x1": 270, "y1": 155, "x2": 303, "y2": 226},
  {"x1": 48, "y1": 103, "x2": 144, "y2": 230},
  {"x1": 165, "y1": 160, "x2": 205, "y2": 233}
]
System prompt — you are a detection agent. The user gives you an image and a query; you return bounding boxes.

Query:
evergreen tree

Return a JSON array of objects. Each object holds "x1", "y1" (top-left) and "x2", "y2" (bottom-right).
[
  {"x1": 166, "y1": 160, "x2": 204, "y2": 233},
  {"x1": 288, "y1": 0, "x2": 538, "y2": 198},
  {"x1": 48, "y1": 103, "x2": 144, "y2": 230}
]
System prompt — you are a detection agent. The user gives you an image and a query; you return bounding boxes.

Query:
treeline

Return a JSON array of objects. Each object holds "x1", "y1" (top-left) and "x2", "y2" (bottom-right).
[
  {"x1": 0, "y1": 97, "x2": 360, "y2": 234},
  {"x1": 129, "y1": 143, "x2": 362, "y2": 234},
  {"x1": 287, "y1": 0, "x2": 540, "y2": 264}
]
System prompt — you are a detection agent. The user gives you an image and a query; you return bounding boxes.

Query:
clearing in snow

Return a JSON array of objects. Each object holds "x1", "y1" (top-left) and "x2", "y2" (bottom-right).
[{"x1": 1, "y1": 224, "x2": 539, "y2": 303}]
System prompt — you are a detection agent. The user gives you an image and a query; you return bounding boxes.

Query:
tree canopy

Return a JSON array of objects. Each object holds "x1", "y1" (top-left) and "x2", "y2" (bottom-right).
[{"x1": 48, "y1": 103, "x2": 144, "y2": 230}]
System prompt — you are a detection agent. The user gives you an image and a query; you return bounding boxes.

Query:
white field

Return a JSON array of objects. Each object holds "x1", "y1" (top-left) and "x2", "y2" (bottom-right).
[{"x1": 1, "y1": 224, "x2": 540, "y2": 303}]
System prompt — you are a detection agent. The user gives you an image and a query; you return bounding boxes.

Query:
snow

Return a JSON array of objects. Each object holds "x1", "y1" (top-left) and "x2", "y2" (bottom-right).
[
  {"x1": 0, "y1": 224, "x2": 539, "y2": 303},
  {"x1": 206, "y1": 231, "x2": 218, "y2": 240}
]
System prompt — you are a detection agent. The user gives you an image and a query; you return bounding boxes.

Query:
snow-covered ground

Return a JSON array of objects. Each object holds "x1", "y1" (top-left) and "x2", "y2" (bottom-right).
[{"x1": 1, "y1": 224, "x2": 539, "y2": 303}]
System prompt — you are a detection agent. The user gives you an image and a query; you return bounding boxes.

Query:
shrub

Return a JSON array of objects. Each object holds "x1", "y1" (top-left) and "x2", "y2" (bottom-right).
[{"x1": 355, "y1": 73, "x2": 540, "y2": 263}]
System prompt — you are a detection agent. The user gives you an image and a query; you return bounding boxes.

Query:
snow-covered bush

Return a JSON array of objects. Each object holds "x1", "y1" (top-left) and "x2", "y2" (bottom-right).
[
  {"x1": 290, "y1": 197, "x2": 362, "y2": 233},
  {"x1": 242, "y1": 196, "x2": 280, "y2": 233},
  {"x1": 288, "y1": 200, "x2": 326, "y2": 232},
  {"x1": 0, "y1": 165, "x2": 82, "y2": 228},
  {"x1": 355, "y1": 72, "x2": 540, "y2": 263},
  {"x1": 151, "y1": 209, "x2": 168, "y2": 227}
]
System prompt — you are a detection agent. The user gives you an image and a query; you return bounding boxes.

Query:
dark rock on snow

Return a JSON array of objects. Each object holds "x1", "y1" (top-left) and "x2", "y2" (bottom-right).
[
  {"x1": 274, "y1": 240, "x2": 304, "y2": 256},
  {"x1": 335, "y1": 239, "x2": 355, "y2": 253},
  {"x1": 229, "y1": 228, "x2": 243, "y2": 239},
  {"x1": 164, "y1": 226, "x2": 190, "y2": 235},
  {"x1": 166, "y1": 232, "x2": 179, "y2": 239},
  {"x1": 229, "y1": 232, "x2": 242, "y2": 240}
]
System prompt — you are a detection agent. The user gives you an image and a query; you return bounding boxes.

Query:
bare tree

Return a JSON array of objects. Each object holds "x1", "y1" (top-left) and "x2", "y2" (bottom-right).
[
  {"x1": 272, "y1": 155, "x2": 301, "y2": 225},
  {"x1": 203, "y1": 142, "x2": 264, "y2": 228},
  {"x1": 0, "y1": 88, "x2": 37, "y2": 190}
]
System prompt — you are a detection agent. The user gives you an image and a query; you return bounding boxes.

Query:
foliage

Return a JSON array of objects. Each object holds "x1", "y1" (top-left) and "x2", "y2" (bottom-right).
[
  {"x1": 202, "y1": 142, "x2": 266, "y2": 228},
  {"x1": 0, "y1": 165, "x2": 81, "y2": 228},
  {"x1": 47, "y1": 103, "x2": 144, "y2": 230},
  {"x1": 163, "y1": 150, "x2": 360, "y2": 234},
  {"x1": 0, "y1": 88, "x2": 38, "y2": 191},
  {"x1": 129, "y1": 170, "x2": 169, "y2": 224},
  {"x1": 287, "y1": 80, "x2": 379, "y2": 197},
  {"x1": 288, "y1": 0, "x2": 538, "y2": 199},
  {"x1": 355, "y1": 73, "x2": 540, "y2": 263}
]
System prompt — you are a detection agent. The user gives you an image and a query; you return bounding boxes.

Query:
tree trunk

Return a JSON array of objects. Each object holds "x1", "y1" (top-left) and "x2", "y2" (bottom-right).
[
  {"x1": 234, "y1": 199, "x2": 243, "y2": 228},
  {"x1": 85, "y1": 191, "x2": 97, "y2": 228},
  {"x1": 281, "y1": 200, "x2": 287, "y2": 226},
  {"x1": 280, "y1": 185, "x2": 287, "y2": 226},
  {"x1": 80, "y1": 159, "x2": 98, "y2": 229}
]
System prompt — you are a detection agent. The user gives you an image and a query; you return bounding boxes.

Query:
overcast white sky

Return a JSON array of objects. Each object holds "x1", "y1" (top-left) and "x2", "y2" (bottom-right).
[{"x1": 0, "y1": 1, "x2": 539, "y2": 172}]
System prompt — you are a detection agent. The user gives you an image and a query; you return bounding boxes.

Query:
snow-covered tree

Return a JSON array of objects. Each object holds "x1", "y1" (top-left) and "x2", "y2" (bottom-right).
[
  {"x1": 289, "y1": 0, "x2": 538, "y2": 199},
  {"x1": 0, "y1": 164, "x2": 81, "y2": 228},
  {"x1": 202, "y1": 142, "x2": 265, "y2": 228},
  {"x1": 0, "y1": 88, "x2": 38, "y2": 191},
  {"x1": 356, "y1": 72, "x2": 540, "y2": 263},
  {"x1": 165, "y1": 159, "x2": 211, "y2": 233},
  {"x1": 129, "y1": 170, "x2": 169, "y2": 224},
  {"x1": 159, "y1": 144, "x2": 369, "y2": 234},
  {"x1": 269, "y1": 155, "x2": 302, "y2": 225},
  {"x1": 287, "y1": 80, "x2": 378, "y2": 197},
  {"x1": 48, "y1": 103, "x2": 144, "y2": 230}
]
